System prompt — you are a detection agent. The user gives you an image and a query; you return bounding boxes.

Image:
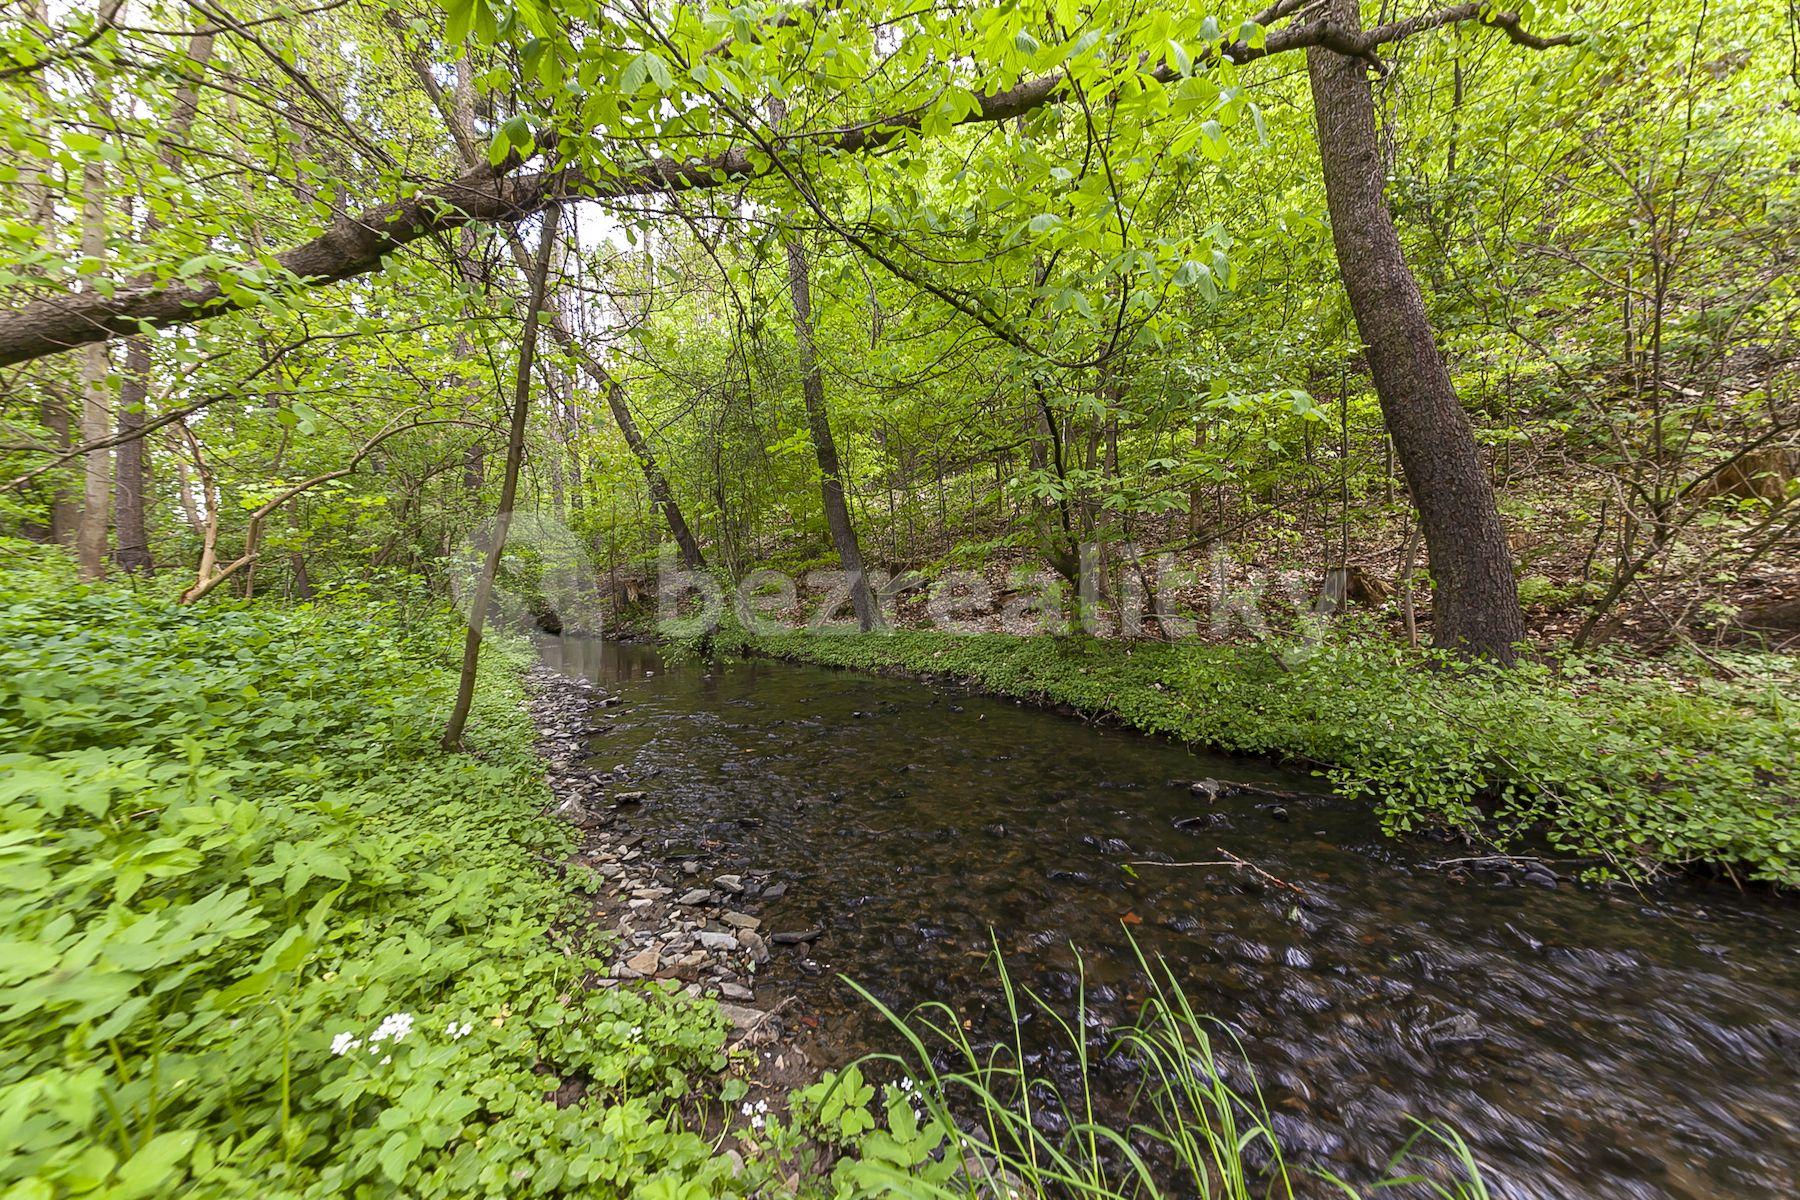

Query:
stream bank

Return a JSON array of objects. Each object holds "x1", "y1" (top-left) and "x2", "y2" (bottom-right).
[{"x1": 718, "y1": 625, "x2": 1800, "y2": 888}]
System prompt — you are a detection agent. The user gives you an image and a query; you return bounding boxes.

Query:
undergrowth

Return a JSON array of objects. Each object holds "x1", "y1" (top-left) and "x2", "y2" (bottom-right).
[
  {"x1": 0, "y1": 572, "x2": 732, "y2": 1199},
  {"x1": 725, "y1": 624, "x2": 1798, "y2": 885}
]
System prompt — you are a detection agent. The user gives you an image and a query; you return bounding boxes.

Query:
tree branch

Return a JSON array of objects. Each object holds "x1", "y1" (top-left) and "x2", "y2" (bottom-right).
[{"x1": 0, "y1": 6, "x2": 1573, "y2": 368}]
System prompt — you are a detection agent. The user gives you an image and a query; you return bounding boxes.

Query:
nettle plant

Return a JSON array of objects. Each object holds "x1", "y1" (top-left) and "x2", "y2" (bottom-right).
[{"x1": 0, "y1": 581, "x2": 730, "y2": 1198}]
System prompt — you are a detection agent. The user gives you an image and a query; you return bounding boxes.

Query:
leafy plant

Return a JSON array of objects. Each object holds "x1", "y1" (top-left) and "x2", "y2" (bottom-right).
[{"x1": 0, "y1": 581, "x2": 732, "y2": 1198}]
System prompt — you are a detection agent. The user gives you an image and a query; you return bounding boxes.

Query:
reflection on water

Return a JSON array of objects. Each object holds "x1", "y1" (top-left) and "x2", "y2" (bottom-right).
[{"x1": 540, "y1": 635, "x2": 1800, "y2": 1200}]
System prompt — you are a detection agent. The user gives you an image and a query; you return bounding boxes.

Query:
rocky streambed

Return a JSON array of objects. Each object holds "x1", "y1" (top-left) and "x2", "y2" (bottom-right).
[
  {"x1": 526, "y1": 637, "x2": 1800, "y2": 1200},
  {"x1": 525, "y1": 663, "x2": 804, "y2": 1065}
]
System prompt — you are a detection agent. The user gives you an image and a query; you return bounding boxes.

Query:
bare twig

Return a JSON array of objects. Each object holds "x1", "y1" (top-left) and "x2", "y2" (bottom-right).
[{"x1": 1126, "y1": 848, "x2": 1309, "y2": 895}]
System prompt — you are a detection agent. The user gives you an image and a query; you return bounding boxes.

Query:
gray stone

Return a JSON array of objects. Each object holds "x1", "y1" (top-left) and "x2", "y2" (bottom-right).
[
  {"x1": 716, "y1": 1002, "x2": 765, "y2": 1033},
  {"x1": 719, "y1": 982, "x2": 753, "y2": 1001},
  {"x1": 771, "y1": 928, "x2": 823, "y2": 945},
  {"x1": 722, "y1": 911, "x2": 761, "y2": 930},
  {"x1": 676, "y1": 889, "x2": 714, "y2": 906},
  {"x1": 698, "y1": 931, "x2": 740, "y2": 952},
  {"x1": 714, "y1": 874, "x2": 745, "y2": 893},
  {"x1": 738, "y1": 930, "x2": 770, "y2": 964},
  {"x1": 624, "y1": 947, "x2": 660, "y2": 975}
]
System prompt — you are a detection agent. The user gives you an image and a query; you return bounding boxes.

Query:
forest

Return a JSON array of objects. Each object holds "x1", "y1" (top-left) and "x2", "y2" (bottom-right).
[{"x1": 1, "y1": 0, "x2": 1796, "y2": 1197}]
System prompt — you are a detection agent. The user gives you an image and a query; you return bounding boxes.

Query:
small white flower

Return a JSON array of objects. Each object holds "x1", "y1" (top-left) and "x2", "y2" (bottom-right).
[
  {"x1": 899, "y1": 1077, "x2": 915, "y2": 1093},
  {"x1": 740, "y1": 1102, "x2": 754, "y2": 1117},
  {"x1": 628, "y1": 1025, "x2": 642, "y2": 1038},
  {"x1": 755, "y1": 1099, "x2": 768, "y2": 1113},
  {"x1": 330, "y1": 1032, "x2": 360, "y2": 1056},
  {"x1": 380, "y1": 1054, "x2": 392, "y2": 1065},
  {"x1": 749, "y1": 1114, "x2": 764, "y2": 1130},
  {"x1": 448, "y1": 1020, "x2": 473, "y2": 1040},
  {"x1": 371, "y1": 1012, "x2": 414, "y2": 1044}
]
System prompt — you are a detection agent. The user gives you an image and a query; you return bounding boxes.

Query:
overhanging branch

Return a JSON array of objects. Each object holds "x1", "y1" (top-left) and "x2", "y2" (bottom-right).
[{"x1": 0, "y1": 5, "x2": 1573, "y2": 369}]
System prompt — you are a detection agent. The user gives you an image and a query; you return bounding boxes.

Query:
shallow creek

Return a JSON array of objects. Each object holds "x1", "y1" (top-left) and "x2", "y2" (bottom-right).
[{"x1": 539, "y1": 635, "x2": 1798, "y2": 1200}]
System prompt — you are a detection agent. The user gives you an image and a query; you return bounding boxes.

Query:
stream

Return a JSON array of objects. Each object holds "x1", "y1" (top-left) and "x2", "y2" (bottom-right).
[{"x1": 539, "y1": 635, "x2": 1799, "y2": 1200}]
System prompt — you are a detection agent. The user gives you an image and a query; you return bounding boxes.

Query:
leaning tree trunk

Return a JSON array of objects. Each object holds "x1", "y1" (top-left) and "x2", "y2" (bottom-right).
[
  {"x1": 582, "y1": 350, "x2": 706, "y2": 568},
  {"x1": 1307, "y1": 0, "x2": 1525, "y2": 661},
  {"x1": 782, "y1": 226, "x2": 879, "y2": 631},
  {"x1": 440, "y1": 205, "x2": 561, "y2": 751}
]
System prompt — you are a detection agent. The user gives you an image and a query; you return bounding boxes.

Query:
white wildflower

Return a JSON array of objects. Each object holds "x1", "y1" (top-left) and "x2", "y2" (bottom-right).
[
  {"x1": 371, "y1": 1012, "x2": 414, "y2": 1044},
  {"x1": 740, "y1": 1102, "x2": 754, "y2": 1117},
  {"x1": 380, "y1": 1054, "x2": 392, "y2": 1065},
  {"x1": 448, "y1": 1020, "x2": 473, "y2": 1040},
  {"x1": 755, "y1": 1099, "x2": 768, "y2": 1114},
  {"x1": 330, "y1": 1032, "x2": 361, "y2": 1056},
  {"x1": 899, "y1": 1077, "x2": 915, "y2": 1093},
  {"x1": 749, "y1": 1114, "x2": 764, "y2": 1130}
]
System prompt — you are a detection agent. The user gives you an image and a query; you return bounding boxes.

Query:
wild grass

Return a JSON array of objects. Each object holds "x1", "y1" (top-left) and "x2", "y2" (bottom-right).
[{"x1": 813, "y1": 941, "x2": 1488, "y2": 1200}]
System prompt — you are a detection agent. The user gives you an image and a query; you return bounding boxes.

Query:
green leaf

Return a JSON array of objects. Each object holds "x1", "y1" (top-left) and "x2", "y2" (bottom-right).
[
  {"x1": 443, "y1": 0, "x2": 473, "y2": 44},
  {"x1": 114, "y1": 1132, "x2": 197, "y2": 1200}
]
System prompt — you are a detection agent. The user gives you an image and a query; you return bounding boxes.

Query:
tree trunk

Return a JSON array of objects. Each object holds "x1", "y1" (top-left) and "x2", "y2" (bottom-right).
[
  {"x1": 441, "y1": 205, "x2": 561, "y2": 751},
  {"x1": 585, "y1": 356, "x2": 705, "y2": 567},
  {"x1": 21, "y1": 0, "x2": 75, "y2": 545},
  {"x1": 75, "y1": 85, "x2": 110, "y2": 580},
  {"x1": 1307, "y1": 0, "x2": 1525, "y2": 660},
  {"x1": 114, "y1": 30, "x2": 214, "y2": 573},
  {"x1": 112, "y1": 332, "x2": 152, "y2": 571},
  {"x1": 781, "y1": 226, "x2": 878, "y2": 630}
]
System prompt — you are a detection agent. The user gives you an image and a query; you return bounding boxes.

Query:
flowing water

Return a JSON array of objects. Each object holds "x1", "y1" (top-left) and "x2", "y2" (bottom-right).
[{"x1": 540, "y1": 636, "x2": 1799, "y2": 1200}]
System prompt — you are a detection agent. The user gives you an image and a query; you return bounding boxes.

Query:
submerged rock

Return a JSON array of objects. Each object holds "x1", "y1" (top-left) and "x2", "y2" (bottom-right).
[{"x1": 771, "y1": 928, "x2": 823, "y2": 945}]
